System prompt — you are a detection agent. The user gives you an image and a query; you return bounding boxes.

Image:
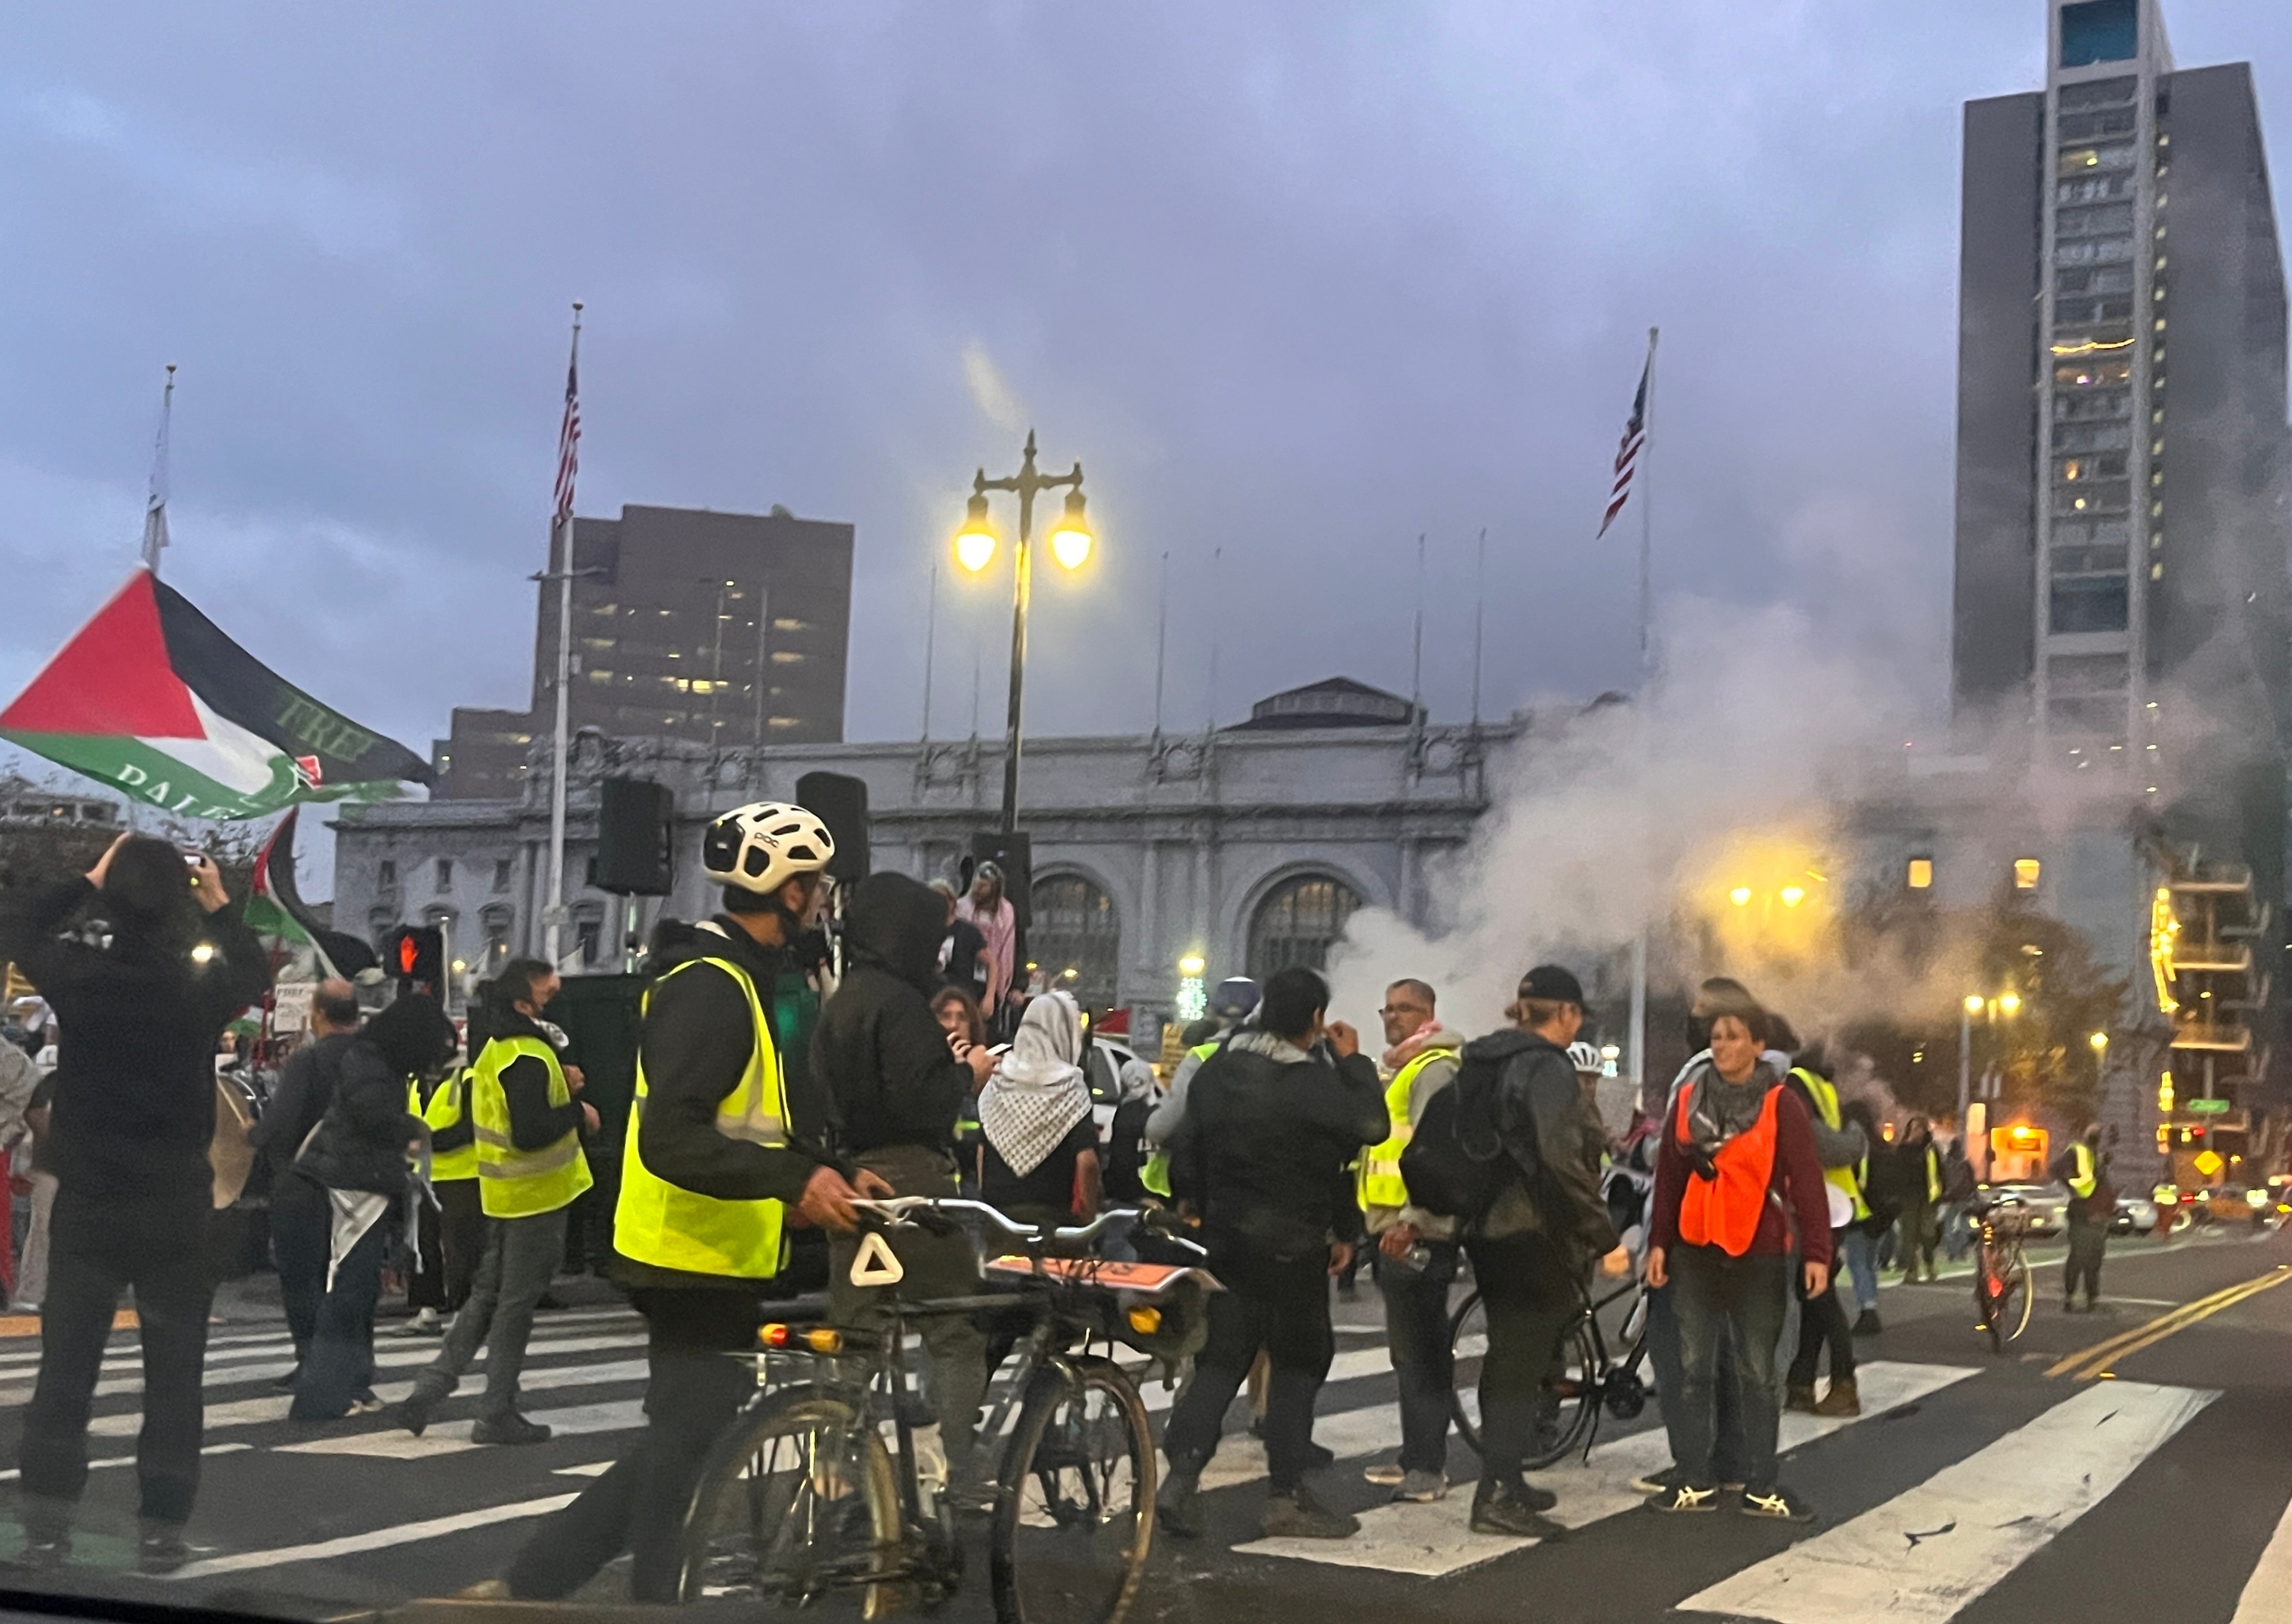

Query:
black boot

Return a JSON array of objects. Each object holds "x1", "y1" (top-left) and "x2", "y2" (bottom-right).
[
  {"x1": 1469, "y1": 1479, "x2": 1564, "y2": 1538},
  {"x1": 1157, "y1": 1455, "x2": 1206, "y2": 1539}
]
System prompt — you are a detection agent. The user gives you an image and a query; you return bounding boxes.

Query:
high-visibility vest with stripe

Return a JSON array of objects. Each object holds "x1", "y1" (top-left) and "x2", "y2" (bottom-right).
[
  {"x1": 613, "y1": 956, "x2": 789, "y2": 1279},
  {"x1": 410, "y1": 1069, "x2": 478, "y2": 1182},
  {"x1": 1790, "y1": 1067, "x2": 1868, "y2": 1222},
  {"x1": 1140, "y1": 1039, "x2": 1219, "y2": 1199},
  {"x1": 1922, "y1": 1143, "x2": 1943, "y2": 1204},
  {"x1": 470, "y1": 1035, "x2": 593, "y2": 1218},
  {"x1": 2066, "y1": 1140, "x2": 2098, "y2": 1200},
  {"x1": 1675, "y1": 1082, "x2": 1782, "y2": 1257},
  {"x1": 1359, "y1": 1042, "x2": 1460, "y2": 1210}
]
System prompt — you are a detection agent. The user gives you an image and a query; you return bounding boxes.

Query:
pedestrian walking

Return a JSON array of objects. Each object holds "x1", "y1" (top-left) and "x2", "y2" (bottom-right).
[
  {"x1": 1357, "y1": 978, "x2": 1462, "y2": 1504},
  {"x1": 1840, "y1": 1097, "x2": 1887, "y2": 1333},
  {"x1": 1158, "y1": 966, "x2": 1386, "y2": 1541},
  {"x1": 289, "y1": 995, "x2": 450, "y2": 1421},
  {"x1": 2053, "y1": 1122, "x2": 2112, "y2": 1311},
  {"x1": 502, "y1": 800, "x2": 879, "y2": 1603},
  {"x1": 1893, "y1": 1116, "x2": 1943, "y2": 1282},
  {"x1": 395, "y1": 1011, "x2": 483, "y2": 1337},
  {"x1": 250, "y1": 980, "x2": 362, "y2": 1377},
  {"x1": 1939, "y1": 1131, "x2": 1979, "y2": 1263},
  {"x1": 1782, "y1": 1045, "x2": 1867, "y2": 1417},
  {"x1": 1645, "y1": 1006, "x2": 1831, "y2": 1522},
  {"x1": 397, "y1": 959, "x2": 599, "y2": 1444},
  {"x1": 1440, "y1": 965, "x2": 1628, "y2": 1536},
  {"x1": 811, "y1": 871, "x2": 998, "y2": 1501},
  {"x1": 0, "y1": 832, "x2": 271, "y2": 1573}
]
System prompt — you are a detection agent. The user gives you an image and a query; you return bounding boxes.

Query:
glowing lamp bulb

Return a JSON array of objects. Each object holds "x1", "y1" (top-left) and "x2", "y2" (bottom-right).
[
  {"x1": 955, "y1": 490, "x2": 997, "y2": 573},
  {"x1": 1999, "y1": 994, "x2": 2022, "y2": 1016},
  {"x1": 1779, "y1": 885, "x2": 1806, "y2": 908},
  {"x1": 1049, "y1": 488, "x2": 1093, "y2": 570},
  {"x1": 1728, "y1": 887, "x2": 1753, "y2": 908},
  {"x1": 1965, "y1": 995, "x2": 1986, "y2": 1014},
  {"x1": 1177, "y1": 953, "x2": 1206, "y2": 977}
]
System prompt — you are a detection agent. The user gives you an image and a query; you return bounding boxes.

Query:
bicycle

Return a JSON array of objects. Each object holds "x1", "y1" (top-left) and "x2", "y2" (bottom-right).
[
  {"x1": 1972, "y1": 1194, "x2": 2035, "y2": 1352},
  {"x1": 1448, "y1": 1273, "x2": 1651, "y2": 1468},
  {"x1": 675, "y1": 1197, "x2": 1210, "y2": 1624}
]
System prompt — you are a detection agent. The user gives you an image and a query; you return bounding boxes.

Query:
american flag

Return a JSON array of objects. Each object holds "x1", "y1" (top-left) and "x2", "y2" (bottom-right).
[
  {"x1": 551, "y1": 319, "x2": 582, "y2": 529},
  {"x1": 1596, "y1": 353, "x2": 1650, "y2": 538}
]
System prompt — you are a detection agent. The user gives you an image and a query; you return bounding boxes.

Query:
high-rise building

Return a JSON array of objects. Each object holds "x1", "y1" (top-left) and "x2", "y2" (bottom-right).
[
  {"x1": 1951, "y1": 0, "x2": 2289, "y2": 1123},
  {"x1": 434, "y1": 503, "x2": 854, "y2": 799}
]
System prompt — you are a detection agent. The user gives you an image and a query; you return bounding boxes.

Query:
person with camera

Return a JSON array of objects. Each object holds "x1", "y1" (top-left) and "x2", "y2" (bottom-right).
[{"x1": 0, "y1": 832, "x2": 270, "y2": 1573}]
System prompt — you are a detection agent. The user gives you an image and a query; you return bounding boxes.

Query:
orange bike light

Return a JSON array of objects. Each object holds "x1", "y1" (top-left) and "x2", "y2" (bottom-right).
[
  {"x1": 802, "y1": 1328, "x2": 845, "y2": 1355},
  {"x1": 760, "y1": 1323, "x2": 791, "y2": 1349},
  {"x1": 1126, "y1": 1306, "x2": 1162, "y2": 1336}
]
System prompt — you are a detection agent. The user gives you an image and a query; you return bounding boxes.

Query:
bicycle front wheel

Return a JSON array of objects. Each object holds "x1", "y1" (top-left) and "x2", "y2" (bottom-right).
[
  {"x1": 990, "y1": 1355, "x2": 1155, "y2": 1624},
  {"x1": 1449, "y1": 1291, "x2": 1487, "y2": 1454},
  {"x1": 1996, "y1": 1247, "x2": 2033, "y2": 1343},
  {"x1": 1449, "y1": 1295, "x2": 1600, "y2": 1468},
  {"x1": 678, "y1": 1385, "x2": 902, "y2": 1617}
]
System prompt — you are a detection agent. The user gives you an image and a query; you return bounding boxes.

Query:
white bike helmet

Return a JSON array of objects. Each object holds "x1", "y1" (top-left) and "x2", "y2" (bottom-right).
[
  {"x1": 1567, "y1": 1040, "x2": 1604, "y2": 1076},
  {"x1": 702, "y1": 801, "x2": 836, "y2": 895}
]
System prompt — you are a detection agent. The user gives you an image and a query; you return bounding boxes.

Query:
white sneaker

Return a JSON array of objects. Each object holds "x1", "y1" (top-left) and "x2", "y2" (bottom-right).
[
  {"x1": 1362, "y1": 1462, "x2": 1406, "y2": 1487},
  {"x1": 386, "y1": 1308, "x2": 442, "y2": 1338}
]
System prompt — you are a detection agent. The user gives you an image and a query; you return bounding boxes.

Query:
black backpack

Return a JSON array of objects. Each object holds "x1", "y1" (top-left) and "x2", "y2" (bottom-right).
[{"x1": 1399, "y1": 1054, "x2": 1537, "y2": 1222}]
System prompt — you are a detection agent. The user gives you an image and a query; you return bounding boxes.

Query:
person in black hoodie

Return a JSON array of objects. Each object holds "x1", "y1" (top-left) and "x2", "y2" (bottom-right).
[
  {"x1": 811, "y1": 871, "x2": 996, "y2": 1497},
  {"x1": 503, "y1": 800, "x2": 879, "y2": 1603},
  {"x1": 1157, "y1": 965, "x2": 1387, "y2": 1542},
  {"x1": 0, "y1": 832, "x2": 270, "y2": 1573},
  {"x1": 290, "y1": 994, "x2": 451, "y2": 1421},
  {"x1": 250, "y1": 979, "x2": 362, "y2": 1378}
]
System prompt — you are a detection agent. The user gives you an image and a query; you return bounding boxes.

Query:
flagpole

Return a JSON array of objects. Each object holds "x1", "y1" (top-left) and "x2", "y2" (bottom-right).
[
  {"x1": 141, "y1": 365, "x2": 176, "y2": 576},
  {"x1": 543, "y1": 304, "x2": 583, "y2": 971},
  {"x1": 1628, "y1": 325, "x2": 1659, "y2": 1099}
]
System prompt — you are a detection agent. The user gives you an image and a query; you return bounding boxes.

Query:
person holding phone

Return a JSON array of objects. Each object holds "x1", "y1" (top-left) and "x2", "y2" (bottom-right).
[{"x1": 0, "y1": 832, "x2": 270, "y2": 1573}]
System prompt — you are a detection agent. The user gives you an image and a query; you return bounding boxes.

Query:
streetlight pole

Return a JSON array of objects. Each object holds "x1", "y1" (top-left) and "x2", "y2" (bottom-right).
[{"x1": 957, "y1": 430, "x2": 1089, "y2": 833}]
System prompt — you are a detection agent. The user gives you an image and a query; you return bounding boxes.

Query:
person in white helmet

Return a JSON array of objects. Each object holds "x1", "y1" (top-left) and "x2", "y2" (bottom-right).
[{"x1": 499, "y1": 801, "x2": 885, "y2": 1602}]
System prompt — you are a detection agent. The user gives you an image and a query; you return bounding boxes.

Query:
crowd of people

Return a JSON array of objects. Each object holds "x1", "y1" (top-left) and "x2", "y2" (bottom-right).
[{"x1": 0, "y1": 801, "x2": 2133, "y2": 1583}]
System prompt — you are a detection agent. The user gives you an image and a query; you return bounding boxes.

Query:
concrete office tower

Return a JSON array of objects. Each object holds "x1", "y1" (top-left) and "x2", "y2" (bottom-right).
[
  {"x1": 1952, "y1": 0, "x2": 2290, "y2": 1126},
  {"x1": 435, "y1": 504, "x2": 854, "y2": 799}
]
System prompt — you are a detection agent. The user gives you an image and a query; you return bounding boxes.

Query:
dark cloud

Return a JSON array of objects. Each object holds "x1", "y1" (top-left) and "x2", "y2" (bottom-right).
[{"x1": 0, "y1": 0, "x2": 2285, "y2": 773}]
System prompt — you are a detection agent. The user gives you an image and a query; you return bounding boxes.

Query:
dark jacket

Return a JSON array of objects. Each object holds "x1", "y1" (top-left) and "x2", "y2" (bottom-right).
[
  {"x1": 0, "y1": 877, "x2": 270, "y2": 1205},
  {"x1": 617, "y1": 915, "x2": 827, "y2": 1292},
  {"x1": 295, "y1": 1038, "x2": 424, "y2": 1197},
  {"x1": 1461, "y1": 1028, "x2": 1621, "y2": 1262},
  {"x1": 811, "y1": 873, "x2": 974, "y2": 1158},
  {"x1": 253, "y1": 1029, "x2": 359, "y2": 1180},
  {"x1": 1167, "y1": 1031, "x2": 1386, "y2": 1257}
]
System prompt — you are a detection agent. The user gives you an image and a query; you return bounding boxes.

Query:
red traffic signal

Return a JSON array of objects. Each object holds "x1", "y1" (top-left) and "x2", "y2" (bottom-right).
[{"x1": 383, "y1": 925, "x2": 445, "y2": 992}]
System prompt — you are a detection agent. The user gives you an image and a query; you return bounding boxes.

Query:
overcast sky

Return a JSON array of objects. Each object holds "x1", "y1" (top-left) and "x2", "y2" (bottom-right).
[{"x1": 2, "y1": 1, "x2": 2288, "y2": 793}]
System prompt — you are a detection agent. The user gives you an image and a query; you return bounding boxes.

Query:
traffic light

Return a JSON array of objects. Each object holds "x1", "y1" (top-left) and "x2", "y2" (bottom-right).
[{"x1": 384, "y1": 925, "x2": 445, "y2": 995}]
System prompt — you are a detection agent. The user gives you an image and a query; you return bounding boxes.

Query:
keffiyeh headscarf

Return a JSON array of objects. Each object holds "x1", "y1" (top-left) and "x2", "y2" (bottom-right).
[{"x1": 979, "y1": 992, "x2": 1093, "y2": 1177}]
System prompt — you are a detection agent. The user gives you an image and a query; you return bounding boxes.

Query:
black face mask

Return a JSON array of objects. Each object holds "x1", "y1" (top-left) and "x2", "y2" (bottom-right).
[{"x1": 1684, "y1": 1013, "x2": 1714, "y2": 1053}]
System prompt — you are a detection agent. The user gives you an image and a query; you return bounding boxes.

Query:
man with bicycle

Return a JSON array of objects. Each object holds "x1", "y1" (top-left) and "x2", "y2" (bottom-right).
[{"x1": 499, "y1": 801, "x2": 884, "y2": 1604}]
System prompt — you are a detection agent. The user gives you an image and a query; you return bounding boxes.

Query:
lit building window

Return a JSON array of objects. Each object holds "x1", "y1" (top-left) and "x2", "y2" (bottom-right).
[
  {"x1": 1907, "y1": 857, "x2": 1934, "y2": 890},
  {"x1": 2014, "y1": 859, "x2": 2041, "y2": 890}
]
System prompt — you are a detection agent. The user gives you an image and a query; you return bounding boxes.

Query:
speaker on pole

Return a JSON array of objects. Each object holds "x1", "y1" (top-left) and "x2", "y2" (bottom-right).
[
  {"x1": 967, "y1": 831, "x2": 1033, "y2": 930},
  {"x1": 593, "y1": 777, "x2": 674, "y2": 896},
  {"x1": 795, "y1": 771, "x2": 870, "y2": 882}
]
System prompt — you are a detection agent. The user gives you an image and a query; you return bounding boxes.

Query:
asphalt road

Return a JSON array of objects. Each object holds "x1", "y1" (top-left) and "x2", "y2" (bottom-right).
[{"x1": 0, "y1": 1222, "x2": 2282, "y2": 1624}]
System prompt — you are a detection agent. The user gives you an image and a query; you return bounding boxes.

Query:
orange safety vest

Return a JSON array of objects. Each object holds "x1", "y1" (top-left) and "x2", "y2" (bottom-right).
[{"x1": 1675, "y1": 1083, "x2": 1782, "y2": 1257}]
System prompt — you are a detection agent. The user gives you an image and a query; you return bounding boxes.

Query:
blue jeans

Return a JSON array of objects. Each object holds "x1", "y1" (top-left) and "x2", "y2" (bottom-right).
[
  {"x1": 1840, "y1": 1225, "x2": 1879, "y2": 1318},
  {"x1": 1373, "y1": 1239, "x2": 1459, "y2": 1475},
  {"x1": 1648, "y1": 1278, "x2": 1745, "y2": 1483},
  {"x1": 1670, "y1": 1246, "x2": 1790, "y2": 1494},
  {"x1": 290, "y1": 1214, "x2": 389, "y2": 1420}
]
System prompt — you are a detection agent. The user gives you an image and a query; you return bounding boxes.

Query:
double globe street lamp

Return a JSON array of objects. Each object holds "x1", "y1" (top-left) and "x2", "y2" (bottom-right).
[{"x1": 954, "y1": 430, "x2": 1094, "y2": 832}]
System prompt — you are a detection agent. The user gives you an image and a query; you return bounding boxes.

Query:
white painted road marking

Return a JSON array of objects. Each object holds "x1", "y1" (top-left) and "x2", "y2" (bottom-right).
[
  {"x1": 2230, "y1": 1491, "x2": 2292, "y2": 1624},
  {"x1": 1684, "y1": 1379, "x2": 2216, "y2": 1624},
  {"x1": 165, "y1": 1492, "x2": 582, "y2": 1580}
]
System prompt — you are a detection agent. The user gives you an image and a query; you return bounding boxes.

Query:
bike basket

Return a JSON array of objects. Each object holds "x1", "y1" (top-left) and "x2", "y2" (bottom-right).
[{"x1": 1983, "y1": 1205, "x2": 2037, "y2": 1237}]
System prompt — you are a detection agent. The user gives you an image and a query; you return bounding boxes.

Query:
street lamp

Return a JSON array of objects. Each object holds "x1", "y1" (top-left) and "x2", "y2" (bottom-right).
[
  {"x1": 1959, "y1": 989, "x2": 2025, "y2": 1165},
  {"x1": 953, "y1": 430, "x2": 1092, "y2": 832}
]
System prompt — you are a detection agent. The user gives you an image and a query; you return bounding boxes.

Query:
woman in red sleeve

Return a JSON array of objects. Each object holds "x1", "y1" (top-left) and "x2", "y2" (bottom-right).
[{"x1": 1644, "y1": 1006, "x2": 1832, "y2": 1523}]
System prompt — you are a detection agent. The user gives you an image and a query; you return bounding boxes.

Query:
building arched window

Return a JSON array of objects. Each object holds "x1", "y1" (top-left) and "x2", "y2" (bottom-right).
[
  {"x1": 1247, "y1": 874, "x2": 1362, "y2": 981},
  {"x1": 478, "y1": 903, "x2": 515, "y2": 968},
  {"x1": 1029, "y1": 874, "x2": 1121, "y2": 1013}
]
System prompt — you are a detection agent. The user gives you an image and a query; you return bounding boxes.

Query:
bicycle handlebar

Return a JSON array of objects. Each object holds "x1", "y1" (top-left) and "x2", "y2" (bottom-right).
[{"x1": 847, "y1": 1197, "x2": 1208, "y2": 1260}]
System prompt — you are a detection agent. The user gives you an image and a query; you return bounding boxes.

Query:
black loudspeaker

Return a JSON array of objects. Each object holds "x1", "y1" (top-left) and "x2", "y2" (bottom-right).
[
  {"x1": 796, "y1": 771, "x2": 870, "y2": 882},
  {"x1": 968, "y1": 831, "x2": 1032, "y2": 930},
  {"x1": 595, "y1": 777, "x2": 674, "y2": 896}
]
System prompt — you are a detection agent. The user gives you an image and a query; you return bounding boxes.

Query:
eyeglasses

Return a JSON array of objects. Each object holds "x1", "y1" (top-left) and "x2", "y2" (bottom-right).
[{"x1": 1379, "y1": 1004, "x2": 1430, "y2": 1019}]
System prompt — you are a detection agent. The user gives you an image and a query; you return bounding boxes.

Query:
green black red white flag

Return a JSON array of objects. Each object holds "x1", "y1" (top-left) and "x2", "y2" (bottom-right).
[{"x1": 0, "y1": 568, "x2": 432, "y2": 820}]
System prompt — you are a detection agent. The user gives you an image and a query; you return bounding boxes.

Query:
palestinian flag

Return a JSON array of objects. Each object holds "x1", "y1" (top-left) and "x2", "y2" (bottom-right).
[
  {"x1": 246, "y1": 807, "x2": 339, "y2": 985},
  {"x1": 0, "y1": 569, "x2": 432, "y2": 820}
]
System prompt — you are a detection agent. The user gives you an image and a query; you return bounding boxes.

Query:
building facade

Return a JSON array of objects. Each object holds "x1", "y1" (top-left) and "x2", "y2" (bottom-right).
[{"x1": 435, "y1": 503, "x2": 855, "y2": 800}]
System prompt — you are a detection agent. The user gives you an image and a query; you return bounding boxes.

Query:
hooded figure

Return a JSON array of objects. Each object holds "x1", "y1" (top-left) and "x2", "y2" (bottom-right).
[{"x1": 980, "y1": 992, "x2": 1091, "y2": 1177}]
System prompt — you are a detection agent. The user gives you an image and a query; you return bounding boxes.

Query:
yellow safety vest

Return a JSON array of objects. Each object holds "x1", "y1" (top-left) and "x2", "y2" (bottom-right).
[
  {"x1": 2066, "y1": 1140, "x2": 2098, "y2": 1200},
  {"x1": 613, "y1": 956, "x2": 790, "y2": 1279},
  {"x1": 1140, "y1": 1038, "x2": 1222, "y2": 1199},
  {"x1": 410, "y1": 1069, "x2": 478, "y2": 1182},
  {"x1": 1359, "y1": 1042, "x2": 1460, "y2": 1210},
  {"x1": 1792, "y1": 1067, "x2": 1870, "y2": 1223},
  {"x1": 470, "y1": 1034, "x2": 594, "y2": 1219},
  {"x1": 1924, "y1": 1143, "x2": 1943, "y2": 1204}
]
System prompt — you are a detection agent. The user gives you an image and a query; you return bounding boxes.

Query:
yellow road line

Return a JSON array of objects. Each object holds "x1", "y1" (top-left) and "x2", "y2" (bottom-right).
[{"x1": 2046, "y1": 1266, "x2": 2292, "y2": 1380}]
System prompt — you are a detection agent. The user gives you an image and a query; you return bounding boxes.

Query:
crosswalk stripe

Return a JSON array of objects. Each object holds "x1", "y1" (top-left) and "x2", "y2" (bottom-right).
[
  {"x1": 164, "y1": 1492, "x2": 582, "y2": 1580},
  {"x1": 2230, "y1": 1493, "x2": 2292, "y2": 1624},
  {"x1": 0, "y1": 1441, "x2": 253, "y2": 1482},
  {"x1": 276, "y1": 1399, "x2": 647, "y2": 1459},
  {"x1": 1684, "y1": 1379, "x2": 2216, "y2": 1623},
  {"x1": 87, "y1": 1357, "x2": 653, "y2": 1438},
  {"x1": 1236, "y1": 1360, "x2": 1979, "y2": 1576}
]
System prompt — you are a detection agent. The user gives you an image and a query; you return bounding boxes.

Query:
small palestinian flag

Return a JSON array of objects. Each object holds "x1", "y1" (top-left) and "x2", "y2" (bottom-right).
[
  {"x1": 245, "y1": 807, "x2": 340, "y2": 984},
  {"x1": 0, "y1": 570, "x2": 431, "y2": 821}
]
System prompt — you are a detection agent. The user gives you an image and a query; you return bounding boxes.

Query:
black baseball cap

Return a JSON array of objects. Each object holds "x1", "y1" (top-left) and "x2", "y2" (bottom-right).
[{"x1": 1518, "y1": 964, "x2": 1586, "y2": 1006}]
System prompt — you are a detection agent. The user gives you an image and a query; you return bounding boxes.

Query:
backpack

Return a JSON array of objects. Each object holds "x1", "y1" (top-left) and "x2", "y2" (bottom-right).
[{"x1": 1399, "y1": 1053, "x2": 1537, "y2": 1222}]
